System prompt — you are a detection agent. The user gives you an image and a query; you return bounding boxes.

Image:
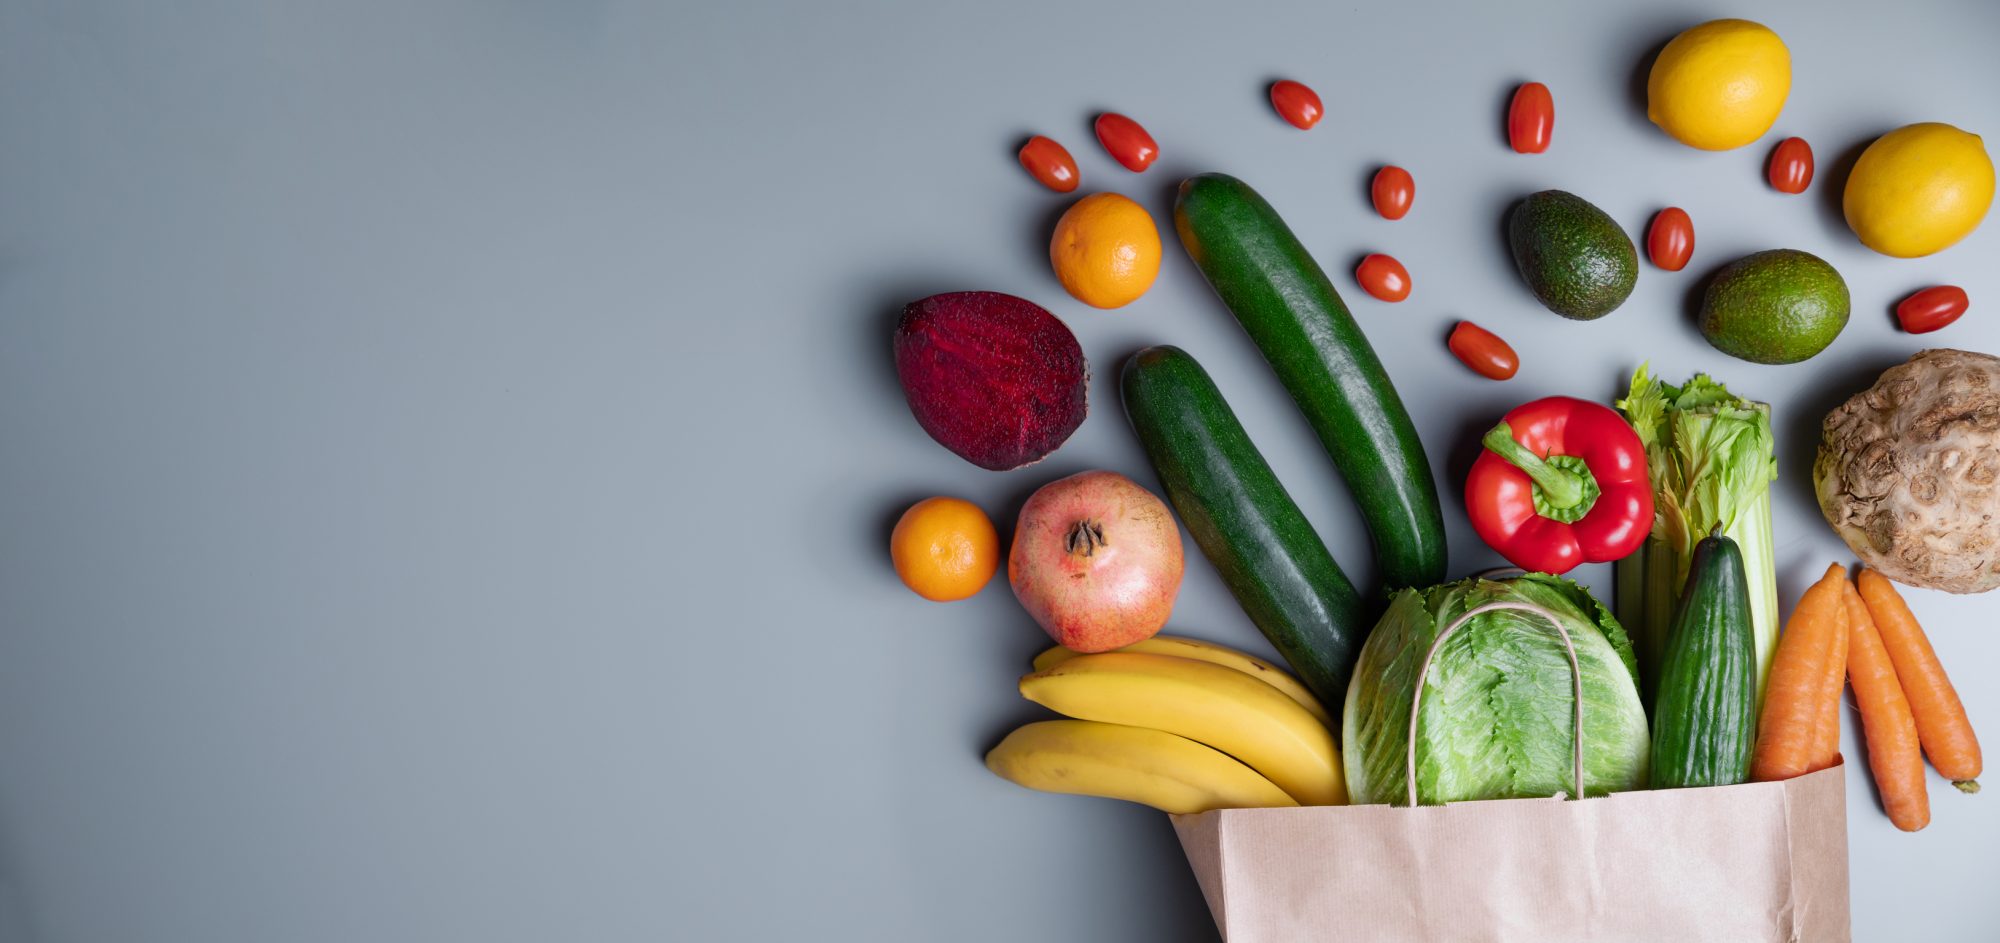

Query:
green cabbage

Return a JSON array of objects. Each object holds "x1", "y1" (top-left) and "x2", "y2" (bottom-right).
[{"x1": 1342, "y1": 574, "x2": 1650, "y2": 805}]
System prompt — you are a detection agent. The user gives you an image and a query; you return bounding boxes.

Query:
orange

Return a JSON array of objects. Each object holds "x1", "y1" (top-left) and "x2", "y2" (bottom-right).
[
  {"x1": 890, "y1": 497, "x2": 999, "y2": 602},
  {"x1": 1050, "y1": 192, "x2": 1161, "y2": 309}
]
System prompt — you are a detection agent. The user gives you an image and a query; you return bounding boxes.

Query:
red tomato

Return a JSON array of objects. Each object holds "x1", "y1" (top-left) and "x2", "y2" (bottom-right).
[
  {"x1": 1768, "y1": 137, "x2": 1814, "y2": 193},
  {"x1": 1269, "y1": 80, "x2": 1323, "y2": 130},
  {"x1": 1017, "y1": 136, "x2": 1079, "y2": 193},
  {"x1": 1507, "y1": 82, "x2": 1553, "y2": 154},
  {"x1": 1094, "y1": 113, "x2": 1158, "y2": 172},
  {"x1": 1646, "y1": 207, "x2": 1695, "y2": 272},
  {"x1": 1448, "y1": 321, "x2": 1519, "y2": 380},
  {"x1": 1371, "y1": 165, "x2": 1415, "y2": 220},
  {"x1": 1355, "y1": 253, "x2": 1411, "y2": 302},
  {"x1": 1896, "y1": 285, "x2": 1969, "y2": 334}
]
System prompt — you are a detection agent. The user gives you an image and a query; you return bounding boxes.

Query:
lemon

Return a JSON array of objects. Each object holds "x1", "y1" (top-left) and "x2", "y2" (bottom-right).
[
  {"x1": 1843, "y1": 123, "x2": 1994, "y2": 258},
  {"x1": 1647, "y1": 19, "x2": 1791, "y2": 151}
]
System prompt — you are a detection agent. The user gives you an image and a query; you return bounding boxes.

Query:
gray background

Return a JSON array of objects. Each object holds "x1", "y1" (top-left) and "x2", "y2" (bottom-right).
[{"x1": 1, "y1": 0, "x2": 1995, "y2": 940}]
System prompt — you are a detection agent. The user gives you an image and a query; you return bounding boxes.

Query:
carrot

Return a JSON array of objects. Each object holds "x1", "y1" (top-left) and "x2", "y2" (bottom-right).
[
  {"x1": 1846, "y1": 580, "x2": 1931, "y2": 832},
  {"x1": 1810, "y1": 582, "x2": 1853, "y2": 773},
  {"x1": 1751, "y1": 564, "x2": 1850, "y2": 782},
  {"x1": 1858, "y1": 568, "x2": 1982, "y2": 794}
]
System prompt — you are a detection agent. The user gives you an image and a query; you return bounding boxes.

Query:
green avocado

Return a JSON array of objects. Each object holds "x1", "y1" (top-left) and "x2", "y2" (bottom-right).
[
  {"x1": 1699, "y1": 249, "x2": 1849, "y2": 365},
  {"x1": 1507, "y1": 190, "x2": 1639, "y2": 320}
]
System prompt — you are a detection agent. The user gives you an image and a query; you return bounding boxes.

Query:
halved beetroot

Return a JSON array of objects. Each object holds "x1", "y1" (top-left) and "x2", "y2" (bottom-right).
[{"x1": 894, "y1": 291, "x2": 1088, "y2": 471}]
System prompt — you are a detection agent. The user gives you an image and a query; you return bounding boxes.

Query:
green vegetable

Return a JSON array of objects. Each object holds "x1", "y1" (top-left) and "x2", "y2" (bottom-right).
[
  {"x1": 1172, "y1": 173, "x2": 1446, "y2": 592},
  {"x1": 1120, "y1": 345, "x2": 1367, "y2": 721},
  {"x1": 1615, "y1": 368, "x2": 1779, "y2": 714},
  {"x1": 1341, "y1": 573, "x2": 1650, "y2": 805},
  {"x1": 1650, "y1": 533, "x2": 1757, "y2": 788}
]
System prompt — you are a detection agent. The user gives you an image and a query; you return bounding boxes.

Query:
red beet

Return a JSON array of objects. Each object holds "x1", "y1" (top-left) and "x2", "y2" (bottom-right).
[{"x1": 894, "y1": 292, "x2": 1088, "y2": 471}]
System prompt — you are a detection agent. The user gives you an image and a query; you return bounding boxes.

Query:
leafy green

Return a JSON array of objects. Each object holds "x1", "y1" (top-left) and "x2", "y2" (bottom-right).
[
  {"x1": 1615, "y1": 367, "x2": 1779, "y2": 710},
  {"x1": 1341, "y1": 574, "x2": 1650, "y2": 806},
  {"x1": 1618, "y1": 368, "x2": 1777, "y2": 558}
]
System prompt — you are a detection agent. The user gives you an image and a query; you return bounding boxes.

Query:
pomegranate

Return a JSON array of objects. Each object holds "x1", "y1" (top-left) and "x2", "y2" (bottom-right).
[{"x1": 1009, "y1": 470, "x2": 1184, "y2": 651}]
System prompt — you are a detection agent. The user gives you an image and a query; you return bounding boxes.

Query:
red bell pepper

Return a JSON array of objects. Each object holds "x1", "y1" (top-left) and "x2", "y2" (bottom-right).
[{"x1": 1466, "y1": 396, "x2": 1654, "y2": 575}]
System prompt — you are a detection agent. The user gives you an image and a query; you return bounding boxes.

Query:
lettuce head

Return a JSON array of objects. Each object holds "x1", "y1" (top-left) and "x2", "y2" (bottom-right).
[{"x1": 1342, "y1": 574, "x2": 1650, "y2": 806}]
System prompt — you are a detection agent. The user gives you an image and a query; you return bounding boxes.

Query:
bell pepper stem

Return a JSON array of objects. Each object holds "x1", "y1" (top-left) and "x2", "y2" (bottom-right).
[{"x1": 1482, "y1": 422, "x2": 1588, "y2": 510}]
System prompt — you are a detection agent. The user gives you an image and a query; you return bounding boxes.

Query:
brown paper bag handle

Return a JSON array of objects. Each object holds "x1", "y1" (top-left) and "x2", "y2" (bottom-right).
[{"x1": 1405, "y1": 601, "x2": 1585, "y2": 807}]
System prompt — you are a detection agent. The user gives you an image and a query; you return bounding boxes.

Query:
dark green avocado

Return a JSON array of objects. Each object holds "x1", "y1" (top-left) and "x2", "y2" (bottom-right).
[
  {"x1": 1508, "y1": 190, "x2": 1639, "y2": 320},
  {"x1": 1699, "y1": 249, "x2": 1849, "y2": 365}
]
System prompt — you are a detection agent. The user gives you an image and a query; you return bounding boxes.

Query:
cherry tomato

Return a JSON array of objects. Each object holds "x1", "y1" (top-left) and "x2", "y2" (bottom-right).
[
  {"x1": 1646, "y1": 207, "x2": 1695, "y2": 272},
  {"x1": 1448, "y1": 321, "x2": 1519, "y2": 380},
  {"x1": 1896, "y1": 285, "x2": 1970, "y2": 334},
  {"x1": 1768, "y1": 137, "x2": 1814, "y2": 194},
  {"x1": 1507, "y1": 82, "x2": 1553, "y2": 154},
  {"x1": 1269, "y1": 80, "x2": 1323, "y2": 130},
  {"x1": 1355, "y1": 253, "x2": 1411, "y2": 302},
  {"x1": 1017, "y1": 135, "x2": 1079, "y2": 193},
  {"x1": 1095, "y1": 113, "x2": 1158, "y2": 173},
  {"x1": 1371, "y1": 165, "x2": 1415, "y2": 220}
]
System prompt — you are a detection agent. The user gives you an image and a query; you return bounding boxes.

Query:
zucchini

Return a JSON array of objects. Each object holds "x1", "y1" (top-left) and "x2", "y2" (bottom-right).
[
  {"x1": 1650, "y1": 533, "x2": 1757, "y2": 788},
  {"x1": 1120, "y1": 345, "x2": 1366, "y2": 720},
  {"x1": 1173, "y1": 173, "x2": 1446, "y2": 591}
]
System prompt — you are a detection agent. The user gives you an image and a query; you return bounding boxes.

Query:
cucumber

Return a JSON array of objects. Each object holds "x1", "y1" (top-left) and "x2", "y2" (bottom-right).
[
  {"x1": 1650, "y1": 533, "x2": 1757, "y2": 788},
  {"x1": 1120, "y1": 345, "x2": 1366, "y2": 721},
  {"x1": 1173, "y1": 173, "x2": 1446, "y2": 591}
]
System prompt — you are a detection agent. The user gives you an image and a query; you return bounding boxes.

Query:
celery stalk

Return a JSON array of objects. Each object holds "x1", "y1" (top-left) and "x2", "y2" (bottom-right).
[
  {"x1": 1730, "y1": 484, "x2": 1779, "y2": 706},
  {"x1": 1615, "y1": 368, "x2": 1779, "y2": 715}
]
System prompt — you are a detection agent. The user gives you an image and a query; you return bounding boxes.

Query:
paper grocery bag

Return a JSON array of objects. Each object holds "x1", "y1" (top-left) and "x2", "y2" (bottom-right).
[
  {"x1": 1171, "y1": 764, "x2": 1848, "y2": 942},
  {"x1": 1172, "y1": 598, "x2": 1850, "y2": 943}
]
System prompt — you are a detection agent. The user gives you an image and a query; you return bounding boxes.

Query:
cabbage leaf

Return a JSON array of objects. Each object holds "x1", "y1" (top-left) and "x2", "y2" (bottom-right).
[{"x1": 1342, "y1": 574, "x2": 1650, "y2": 806}]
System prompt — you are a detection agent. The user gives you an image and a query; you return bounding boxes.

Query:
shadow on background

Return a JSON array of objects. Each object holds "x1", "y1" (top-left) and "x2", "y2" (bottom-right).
[
  {"x1": 1775, "y1": 349, "x2": 1908, "y2": 540},
  {"x1": 1811, "y1": 132, "x2": 1888, "y2": 245}
]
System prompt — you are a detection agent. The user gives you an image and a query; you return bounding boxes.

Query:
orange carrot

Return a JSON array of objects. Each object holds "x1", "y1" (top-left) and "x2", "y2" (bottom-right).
[
  {"x1": 1858, "y1": 568, "x2": 1982, "y2": 794},
  {"x1": 1847, "y1": 580, "x2": 1930, "y2": 831},
  {"x1": 1810, "y1": 582, "x2": 1853, "y2": 772},
  {"x1": 1751, "y1": 564, "x2": 1850, "y2": 782}
]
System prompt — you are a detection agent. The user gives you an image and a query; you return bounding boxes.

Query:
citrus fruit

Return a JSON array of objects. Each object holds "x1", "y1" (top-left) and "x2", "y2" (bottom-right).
[
  {"x1": 890, "y1": 497, "x2": 999, "y2": 602},
  {"x1": 1843, "y1": 122, "x2": 1994, "y2": 258},
  {"x1": 1050, "y1": 192, "x2": 1161, "y2": 309},
  {"x1": 1646, "y1": 19, "x2": 1790, "y2": 151}
]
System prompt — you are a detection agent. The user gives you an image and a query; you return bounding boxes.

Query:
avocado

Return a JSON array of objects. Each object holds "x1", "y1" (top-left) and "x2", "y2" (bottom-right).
[
  {"x1": 1699, "y1": 249, "x2": 1849, "y2": 364},
  {"x1": 1507, "y1": 190, "x2": 1639, "y2": 320}
]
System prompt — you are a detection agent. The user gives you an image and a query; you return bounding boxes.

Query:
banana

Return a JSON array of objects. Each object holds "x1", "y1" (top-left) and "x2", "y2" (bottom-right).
[
  {"x1": 1020, "y1": 651, "x2": 1347, "y2": 806},
  {"x1": 985, "y1": 719, "x2": 1297, "y2": 814},
  {"x1": 1032, "y1": 635, "x2": 1333, "y2": 726}
]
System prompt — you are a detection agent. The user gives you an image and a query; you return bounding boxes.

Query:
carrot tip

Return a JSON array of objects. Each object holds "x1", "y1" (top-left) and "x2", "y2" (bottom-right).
[{"x1": 1953, "y1": 779, "x2": 1981, "y2": 795}]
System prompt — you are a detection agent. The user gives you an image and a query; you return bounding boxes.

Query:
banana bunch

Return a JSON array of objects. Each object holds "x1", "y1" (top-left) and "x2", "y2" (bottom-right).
[{"x1": 986, "y1": 635, "x2": 1347, "y2": 814}]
